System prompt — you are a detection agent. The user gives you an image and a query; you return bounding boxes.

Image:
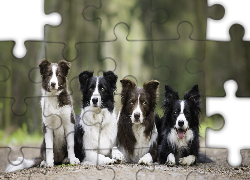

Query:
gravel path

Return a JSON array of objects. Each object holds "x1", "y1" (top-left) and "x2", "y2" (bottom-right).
[{"x1": 1, "y1": 146, "x2": 250, "y2": 179}]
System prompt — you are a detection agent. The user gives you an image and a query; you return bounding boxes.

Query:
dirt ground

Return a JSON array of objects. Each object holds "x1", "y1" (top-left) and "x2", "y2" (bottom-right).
[{"x1": 0, "y1": 145, "x2": 250, "y2": 180}]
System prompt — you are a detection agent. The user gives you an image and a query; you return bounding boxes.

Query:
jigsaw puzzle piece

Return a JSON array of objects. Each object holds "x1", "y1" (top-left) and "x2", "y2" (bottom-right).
[
  {"x1": 151, "y1": 22, "x2": 206, "y2": 96},
  {"x1": 187, "y1": 24, "x2": 250, "y2": 97},
  {"x1": 152, "y1": 0, "x2": 212, "y2": 40},
  {"x1": 98, "y1": 23, "x2": 170, "y2": 83},
  {"x1": 207, "y1": 0, "x2": 250, "y2": 41},
  {"x1": 0, "y1": 0, "x2": 60, "y2": 58},
  {"x1": 42, "y1": 42, "x2": 116, "y2": 114},
  {"x1": 188, "y1": 147, "x2": 250, "y2": 179},
  {"x1": 0, "y1": 41, "x2": 45, "y2": 116},
  {"x1": 83, "y1": 0, "x2": 168, "y2": 41},
  {"x1": 206, "y1": 80, "x2": 250, "y2": 166},
  {"x1": 44, "y1": 0, "x2": 105, "y2": 61}
]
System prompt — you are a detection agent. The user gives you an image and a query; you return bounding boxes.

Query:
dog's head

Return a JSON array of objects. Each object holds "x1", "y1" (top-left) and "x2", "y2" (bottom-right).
[
  {"x1": 39, "y1": 59, "x2": 71, "y2": 92},
  {"x1": 78, "y1": 71, "x2": 118, "y2": 112},
  {"x1": 163, "y1": 85, "x2": 201, "y2": 139},
  {"x1": 120, "y1": 79, "x2": 159, "y2": 124}
]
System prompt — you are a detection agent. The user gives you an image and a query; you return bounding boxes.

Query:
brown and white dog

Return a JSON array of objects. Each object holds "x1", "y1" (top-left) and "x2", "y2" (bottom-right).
[
  {"x1": 117, "y1": 79, "x2": 159, "y2": 165},
  {"x1": 5, "y1": 59, "x2": 80, "y2": 172}
]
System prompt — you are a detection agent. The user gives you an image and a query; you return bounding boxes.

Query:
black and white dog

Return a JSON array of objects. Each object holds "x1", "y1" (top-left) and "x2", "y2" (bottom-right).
[
  {"x1": 157, "y1": 84, "x2": 211, "y2": 166},
  {"x1": 6, "y1": 59, "x2": 80, "y2": 172},
  {"x1": 74, "y1": 71, "x2": 123, "y2": 165},
  {"x1": 117, "y1": 79, "x2": 159, "y2": 165}
]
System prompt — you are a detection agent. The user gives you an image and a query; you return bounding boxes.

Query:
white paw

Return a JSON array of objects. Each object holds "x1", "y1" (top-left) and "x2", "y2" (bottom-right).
[
  {"x1": 179, "y1": 155, "x2": 195, "y2": 166},
  {"x1": 138, "y1": 153, "x2": 153, "y2": 165},
  {"x1": 40, "y1": 160, "x2": 54, "y2": 168},
  {"x1": 70, "y1": 157, "x2": 80, "y2": 165},
  {"x1": 166, "y1": 153, "x2": 175, "y2": 166},
  {"x1": 112, "y1": 151, "x2": 125, "y2": 164},
  {"x1": 100, "y1": 157, "x2": 115, "y2": 165},
  {"x1": 40, "y1": 160, "x2": 46, "y2": 167}
]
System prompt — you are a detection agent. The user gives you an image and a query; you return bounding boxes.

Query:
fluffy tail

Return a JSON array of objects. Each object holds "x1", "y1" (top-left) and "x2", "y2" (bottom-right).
[
  {"x1": 198, "y1": 153, "x2": 213, "y2": 163},
  {"x1": 5, "y1": 157, "x2": 42, "y2": 173},
  {"x1": 74, "y1": 115, "x2": 85, "y2": 162}
]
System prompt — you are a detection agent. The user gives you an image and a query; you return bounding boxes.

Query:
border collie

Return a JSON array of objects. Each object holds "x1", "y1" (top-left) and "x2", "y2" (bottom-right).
[
  {"x1": 74, "y1": 70, "x2": 123, "y2": 165},
  {"x1": 156, "y1": 84, "x2": 211, "y2": 166},
  {"x1": 6, "y1": 59, "x2": 80, "y2": 172},
  {"x1": 117, "y1": 79, "x2": 159, "y2": 165}
]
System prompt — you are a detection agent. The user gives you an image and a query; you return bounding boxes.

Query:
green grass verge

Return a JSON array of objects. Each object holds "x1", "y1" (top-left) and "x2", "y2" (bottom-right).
[{"x1": 0, "y1": 124, "x2": 43, "y2": 146}]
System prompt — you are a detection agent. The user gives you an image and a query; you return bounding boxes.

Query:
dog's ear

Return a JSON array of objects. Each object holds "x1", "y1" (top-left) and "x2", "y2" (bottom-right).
[
  {"x1": 78, "y1": 71, "x2": 93, "y2": 89},
  {"x1": 103, "y1": 71, "x2": 118, "y2": 91},
  {"x1": 120, "y1": 78, "x2": 136, "y2": 105},
  {"x1": 143, "y1": 80, "x2": 159, "y2": 110},
  {"x1": 38, "y1": 59, "x2": 51, "y2": 76},
  {"x1": 184, "y1": 84, "x2": 201, "y2": 107},
  {"x1": 163, "y1": 85, "x2": 179, "y2": 107},
  {"x1": 58, "y1": 60, "x2": 71, "y2": 76}
]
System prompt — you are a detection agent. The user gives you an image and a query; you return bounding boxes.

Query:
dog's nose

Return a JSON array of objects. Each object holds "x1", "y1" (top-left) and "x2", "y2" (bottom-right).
[
  {"x1": 51, "y1": 82, "x2": 56, "y2": 88},
  {"x1": 92, "y1": 97, "x2": 98, "y2": 105},
  {"x1": 178, "y1": 120, "x2": 184, "y2": 127},
  {"x1": 134, "y1": 113, "x2": 140, "y2": 120}
]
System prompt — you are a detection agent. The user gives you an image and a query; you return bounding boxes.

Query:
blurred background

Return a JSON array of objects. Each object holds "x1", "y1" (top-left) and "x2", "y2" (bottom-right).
[{"x1": 0, "y1": 0, "x2": 248, "y2": 145}]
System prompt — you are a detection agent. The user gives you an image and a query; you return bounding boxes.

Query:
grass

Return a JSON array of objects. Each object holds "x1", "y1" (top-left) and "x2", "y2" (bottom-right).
[{"x1": 0, "y1": 124, "x2": 43, "y2": 146}]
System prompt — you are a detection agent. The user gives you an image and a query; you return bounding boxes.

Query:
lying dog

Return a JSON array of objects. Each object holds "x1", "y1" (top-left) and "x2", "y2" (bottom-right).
[
  {"x1": 117, "y1": 79, "x2": 159, "y2": 165},
  {"x1": 74, "y1": 71, "x2": 123, "y2": 165},
  {"x1": 156, "y1": 84, "x2": 212, "y2": 166},
  {"x1": 5, "y1": 59, "x2": 80, "y2": 172}
]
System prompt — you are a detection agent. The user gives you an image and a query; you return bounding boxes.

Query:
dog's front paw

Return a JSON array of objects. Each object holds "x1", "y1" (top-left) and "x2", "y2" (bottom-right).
[
  {"x1": 40, "y1": 160, "x2": 54, "y2": 168},
  {"x1": 112, "y1": 151, "x2": 125, "y2": 164},
  {"x1": 166, "y1": 153, "x2": 175, "y2": 166},
  {"x1": 101, "y1": 157, "x2": 115, "y2": 165},
  {"x1": 40, "y1": 160, "x2": 46, "y2": 167},
  {"x1": 138, "y1": 153, "x2": 153, "y2": 165},
  {"x1": 70, "y1": 157, "x2": 80, "y2": 165},
  {"x1": 179, "y1": 155, "x2": 195, "y2": 166}
]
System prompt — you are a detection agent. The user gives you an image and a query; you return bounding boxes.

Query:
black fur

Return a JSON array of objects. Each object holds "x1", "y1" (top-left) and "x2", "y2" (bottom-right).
[
  {"x1": 74, "y1": 71, "x2": 118, "y2": 162},
  {"x1": 74, "y1": 115, "x2": 85, "y2": 162},
  {"x1": 157, "y1": 85, "x2": 212, "y2": 165},
  {"x1": 78, "y1": 70, "x2": 118, "y2": 112}
]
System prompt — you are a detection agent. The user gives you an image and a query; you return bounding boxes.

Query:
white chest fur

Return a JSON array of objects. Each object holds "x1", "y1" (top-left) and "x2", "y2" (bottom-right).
[
  {"x1": 168, "y1": 128, "x2": 194, "y2": 150},
  {"x1": 80, "y1": 107, "x2": 117, "y2": 156},
  {"x1": 122, "y1": 124, "x2": 158, "y2": 163}
]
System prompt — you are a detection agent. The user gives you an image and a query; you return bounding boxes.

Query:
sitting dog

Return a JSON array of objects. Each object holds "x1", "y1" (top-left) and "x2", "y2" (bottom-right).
[
  {"x1": 157, "y1": 84, "x2": 212, "y2": 166},
  {"x1": 74, "y1": 71, "x2": 123, "y2": 165},
  {"x1": 5, "y1": 59, "x2": 80, "y2": 172},
  {"x1": 117, "y1": 79, "x2": 159, "y2": 165}
]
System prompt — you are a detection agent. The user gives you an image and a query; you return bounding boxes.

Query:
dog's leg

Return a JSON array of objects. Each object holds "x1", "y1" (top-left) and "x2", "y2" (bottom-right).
[
  {"x1": 44, "y1": 128, "x2": 54, "y2": 167},
  {"x1": 65, "y1": 123, "x2": 80, "y2": 165},
  {"x1": 112, "y1": 147, "x2": 125, "y2": 164},
  {"x1": 166, "y1": 153, "x2": 176, "y2": 166},
  {"x1": 85, "y1": 151, "x2": 114, "y2": 165},
  {"x1": 179, "y1": 155, "x2": 196, "y2": 166},
  {"x1": 138, "y1": 153, "x2": 153, "y2": 165}
]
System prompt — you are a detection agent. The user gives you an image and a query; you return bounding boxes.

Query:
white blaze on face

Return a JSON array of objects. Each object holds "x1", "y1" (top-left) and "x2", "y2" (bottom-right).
[
  {"x1": 176, "y1": 101, "x2": 188, "y2": 129},
  {"x1": 49, "y1": 65, "x2": 58, "y2": 90},
  {"x1": 90, "y1": 77, "x2": 101, "y2": 107},
  {"x1": 131, "y1": 94, "x2": 143, "y2": 124}
]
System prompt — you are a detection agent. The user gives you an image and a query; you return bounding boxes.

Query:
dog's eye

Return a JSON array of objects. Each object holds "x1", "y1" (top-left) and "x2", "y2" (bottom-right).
[
  {"x1": 89, "y1": 88, "x2": 92, "y2": 91},
  {"x1": 186, "y1": 112, "x2": 190, "y2": 115},
  {"x1": 142, "y1": 101, "x2": 147, "y2": 105},
  {"x1": 130, "y1": 101, "x2": 134, "y2": 105},
  {"x1": 101, "y1": 88, "x2": 105, "y2": 91},
  {"x1": 174, "y1": 111, "x2": 178, "y2": 115}
]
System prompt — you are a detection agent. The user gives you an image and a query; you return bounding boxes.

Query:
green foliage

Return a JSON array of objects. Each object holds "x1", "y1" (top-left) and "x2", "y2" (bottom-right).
[
  {"x1": 57, "y1": 164, "x2": 78, "y2": 167},
  {"x1": 0, "y1": 124, "x2": 42, "y2": 146}
]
